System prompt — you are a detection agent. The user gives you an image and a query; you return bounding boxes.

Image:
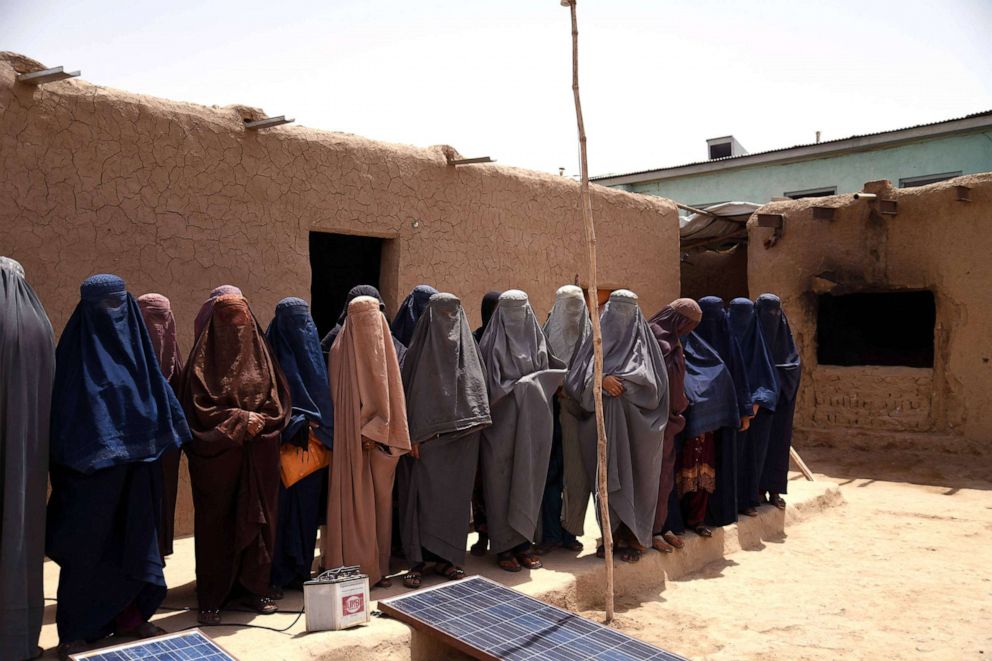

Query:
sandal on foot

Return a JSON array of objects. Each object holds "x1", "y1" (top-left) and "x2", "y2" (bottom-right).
[
  {"x1": 770, "y1": 494, "x2": 786, "y2": 510},
  {"x1": 470, "y1": 535, "x2": 489, "y2": 556},
  {"x1": 564, "y1": 540, "x2": 584, "y2": 552},
  {"x1": 197, "y1": 609, "x2": 221, "y2": 626},
  {"x1": 652, "y1": 535, "x2": 675, "y2": 553},
  {"x1": 662, "y1": 531, "x2": 685, "y2": 549},
  {"x1": 740, "y1": 507, "x2": 758, "y2": 517},
  {"x1": 497, "y1": 552, "x2": 522, "y2": 573},
  {"x1": 376, "y1": 577, "x2": 393, "y2": 588},
  {"x1": 403, "y1": 564, "x2": 425, "y2": 589},
  {"x1": 695, "y1": 526, "x2": 713, "y2": 538},
  {"x1": 436, "y1": 563, "x2": 465, "y2": 581},
  {"x1": 515, "y1": 550, "x2": 543, "y2": 570},
  {"x1": 269, "y1": 586, "x2": 284, "y2": 600},
  {"x1": 241, "y1": 595, "x2": 278, "y2": 614}
]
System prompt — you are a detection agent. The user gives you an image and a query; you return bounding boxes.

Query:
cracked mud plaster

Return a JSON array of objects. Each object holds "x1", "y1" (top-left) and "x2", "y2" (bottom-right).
[
  {"x1": 746, "y1": 173, "x2": 992, "y2": 449},
  {"x1": 1, "y1": 52, "x2": 681, "y2": 534}
]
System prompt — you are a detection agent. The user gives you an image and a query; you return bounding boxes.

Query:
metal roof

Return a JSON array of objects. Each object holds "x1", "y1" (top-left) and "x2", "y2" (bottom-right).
[{"x1": 592, "y1": 110, "x2": 992, "y2": 184}]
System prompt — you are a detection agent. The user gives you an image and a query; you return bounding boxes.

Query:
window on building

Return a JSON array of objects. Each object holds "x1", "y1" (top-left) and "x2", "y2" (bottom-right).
[
  {"x1": 816, "y1": 291, "x2": 935, "y2": 368},
  {"x1": 708, "y1": 142, "x2": 732, "y2": 159},
  {"x1": 784, "y1": 186, "x2": 837, "y2": 200},
  {"x1": 898, "y1": 172, "x2": 962, "y2": 188}
]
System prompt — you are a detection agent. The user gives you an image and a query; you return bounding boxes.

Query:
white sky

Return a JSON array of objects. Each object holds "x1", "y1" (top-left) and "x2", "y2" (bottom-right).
[{"x1": 3, "y1": 0, "x2": 991, "y2": 176}]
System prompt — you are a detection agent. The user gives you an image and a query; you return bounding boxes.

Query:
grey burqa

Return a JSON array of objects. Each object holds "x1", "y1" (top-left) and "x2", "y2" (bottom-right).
[
  {"x1": 564, "y1": 289, "x2": 669, "y2": 548},
  {"x1": 0, "y1": 257, "x2": 56, "y2": 660},
  {"x1": 478, "y1": 290, "x2": 567, "y2": 554},
  {"x1": 397, "y1": 293, "x2": 492, "y2": 566}
]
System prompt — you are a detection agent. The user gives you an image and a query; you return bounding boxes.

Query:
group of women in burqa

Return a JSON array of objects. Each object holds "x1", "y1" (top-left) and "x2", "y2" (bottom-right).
[{"x1": 0, "y1": 256, "x2": 801, "y2": 660}]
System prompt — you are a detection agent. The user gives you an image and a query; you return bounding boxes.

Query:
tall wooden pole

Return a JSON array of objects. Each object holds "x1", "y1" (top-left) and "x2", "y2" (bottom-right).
[{"x1": 561, "y1": 0, "x2": 614, "y2": 623}]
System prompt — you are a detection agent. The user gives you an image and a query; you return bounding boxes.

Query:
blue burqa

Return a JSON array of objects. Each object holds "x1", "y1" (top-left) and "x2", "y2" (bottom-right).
[
  {"x1": 694, "y1": 297, "x2": 751, "y2": 527},
  {"x1": 391, "y1": 285, "x2": 438, "y2": 346},
  {"x1": 266, "y1": 297, "x2": 334, "y2": 588},
  {"x1": 47, "y1": 274, "x2": 191, "y2": 644},
  {"x1": 756, "y1": 294, "x2": 802, "y2": 497},
  {"x1": 728, "y1": 297, "x2": 780, "y2": 508}
]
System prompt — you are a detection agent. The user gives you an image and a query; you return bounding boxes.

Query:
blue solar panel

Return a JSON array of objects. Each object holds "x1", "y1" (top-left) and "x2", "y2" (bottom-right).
[
  {"x1": 379, "y1": 576, "x2": 687, "y2": 661},
  {"x1": 71, "y1": 629, "x2": 237, "y2": 661}
]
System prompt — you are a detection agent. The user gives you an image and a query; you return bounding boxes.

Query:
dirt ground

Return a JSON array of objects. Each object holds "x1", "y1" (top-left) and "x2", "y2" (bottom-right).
[
  {"x1": 596, "y1": 446, "x2": 992, "y2": 660},
  {"x1": 37, "y1": 446, "x2": 992, "y2": 660}
]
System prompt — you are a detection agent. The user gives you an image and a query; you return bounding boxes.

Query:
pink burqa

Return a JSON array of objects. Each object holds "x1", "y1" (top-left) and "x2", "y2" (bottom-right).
[{"x1": 324, "y1": 296, "x2": 411, "y2": 585}]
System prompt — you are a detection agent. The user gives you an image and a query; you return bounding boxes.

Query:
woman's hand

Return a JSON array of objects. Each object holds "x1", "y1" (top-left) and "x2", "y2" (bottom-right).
[
  {"x1": 246, "y1": 412, "x2": 265, "y2": 438},
  {"x1": 410, "y1": 443, "x2": 421, "y2": 460},
  {"x1": 752, "y1": 403, "x2": 760, "y2": 416},
  {"x1": 738, "y1": 416, "x2": 753, "y2": 432},
  {"x1": 602, "y1": 375, "x2": 625, "y2": 397}
]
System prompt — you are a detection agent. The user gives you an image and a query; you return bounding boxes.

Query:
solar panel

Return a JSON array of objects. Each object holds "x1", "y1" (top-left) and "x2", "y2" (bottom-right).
[
  {"x1": 379, "y1": 576, "x2": 687, "y2": 661},
  {"x1": 70, "y1": 628, "x2": 238, "y2": 661}
]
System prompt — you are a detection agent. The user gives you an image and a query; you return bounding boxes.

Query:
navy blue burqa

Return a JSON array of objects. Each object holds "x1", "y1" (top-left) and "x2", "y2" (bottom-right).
[
  {"x1": 266, "y1": 298, "x2": 334, "y2": 588},
  {"x1": 756, "y1": 294, "x2": 802, "y2": 497},
  {"x1": 47, "y1": 274, "x2": 191, "y2": 644},
  {"x1": 694, "y1": 297, "x2": 751, "y2": 527},
  {"x1": 391, "y1": 285, "x2": 438, "y2": 346},
  {"x1": 728, "y1": 298, "x2": 780, "y2": 508}
]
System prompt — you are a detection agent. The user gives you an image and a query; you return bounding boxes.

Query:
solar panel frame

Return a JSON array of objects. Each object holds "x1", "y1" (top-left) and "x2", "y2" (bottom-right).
[
  {"x1": 69, "y1": 628, "x2": 238, "y2": 661},
  {"x1": 378, "y1": 576, "x2": 687, "y2": 661}
]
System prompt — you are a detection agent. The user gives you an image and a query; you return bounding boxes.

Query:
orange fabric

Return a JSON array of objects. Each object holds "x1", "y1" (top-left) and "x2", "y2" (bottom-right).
[
  {"x1": 323, "y1": 296, "x2": 410, "y2": 585},
  {"x1": 280, "y1": 430, "x2": 331, "y2": 488}
]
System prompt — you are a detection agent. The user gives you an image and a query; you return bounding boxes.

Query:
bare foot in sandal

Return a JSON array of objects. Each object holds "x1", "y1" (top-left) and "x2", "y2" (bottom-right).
[
  {"x1": 403, "y1": 564, "x2": 425, "y2": 589},
  {"x1": 515, "y1": 550, "x2": 543, "y2": 570},
  {"x1": 652, "y1": 535, "x2": 674, "y2": 553},
  {"x1": 662, "y1": 531, "x2": 685, "y2": 549},
  {"x1": 497, "y1": 551, "x2": 522, "y2": 572},
  {"x1": 436, "y1": 563, "x2": 465, "y2": 581}
]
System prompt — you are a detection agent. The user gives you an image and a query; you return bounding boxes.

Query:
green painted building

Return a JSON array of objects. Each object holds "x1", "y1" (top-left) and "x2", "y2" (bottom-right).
[{"x1": 592, "y1": 111, "x2": 992, "y2": 208}]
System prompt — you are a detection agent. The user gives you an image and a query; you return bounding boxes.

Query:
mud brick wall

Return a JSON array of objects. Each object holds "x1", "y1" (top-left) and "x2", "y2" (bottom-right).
[
  {"x1": 1, "y1": 52, "x2": 681, "y2": 534},
  {"x1": 808, "y1": 367, "x2": 933, "y2": 432},
  {"x1": 748, "y1": 173, "x2": 992, "y2": 450}
]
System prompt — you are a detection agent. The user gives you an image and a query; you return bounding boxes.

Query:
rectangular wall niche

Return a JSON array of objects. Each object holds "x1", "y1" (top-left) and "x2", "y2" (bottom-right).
[{"x1": 816, "y1": 290, "x2": 936, "y2": 367}]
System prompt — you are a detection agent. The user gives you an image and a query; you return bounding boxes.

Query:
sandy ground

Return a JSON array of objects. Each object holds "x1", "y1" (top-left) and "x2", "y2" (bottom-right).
[
  {"x1": 597, "y1": 447, "x2": 992, "y2": 660},
  {"x1": 37, "y1": 446, "x2": 992, "y2": 660}
]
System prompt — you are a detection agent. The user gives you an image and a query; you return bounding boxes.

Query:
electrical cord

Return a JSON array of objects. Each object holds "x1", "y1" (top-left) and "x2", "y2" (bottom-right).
[{"x1": 45, "y1": 597, "x2": 308, "y2": 634}]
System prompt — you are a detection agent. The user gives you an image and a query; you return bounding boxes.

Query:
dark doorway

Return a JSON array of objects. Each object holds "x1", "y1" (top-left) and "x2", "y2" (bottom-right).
[
  {"x1": 816, "y1": 290, "x2": 935, "y2": 367},
  {"x1": 309, "y1": 232, "x2": 383, "y2": 338}
]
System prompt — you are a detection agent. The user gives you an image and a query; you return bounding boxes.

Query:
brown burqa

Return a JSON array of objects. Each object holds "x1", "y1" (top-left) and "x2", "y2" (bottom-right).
[
  {"x1": 324, "y1": 296, "x2": 411, "y2": 586},
  {"x1": 180, "y1": 294, "x2": 290, "y2": 610},
  {"x1": 138, "y1": 293, "x2": 184, "y2": 557},
  {"x1": 647, "y1": 299, "x2": 701, "y2": 534}
]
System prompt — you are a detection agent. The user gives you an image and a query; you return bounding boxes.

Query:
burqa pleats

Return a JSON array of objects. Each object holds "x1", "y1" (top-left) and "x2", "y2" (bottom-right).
[
  {"x1": 565, "y1": 290, "x2": 669, "y2": 549},
  {"x1": 324, "y1": 296, "x2": 411, "y2": 586},
  {"x1": 646, "y1": 300, "x2": 699, "y2": 535},
  {"x1": 180, "y1": 294, "x2": 290, "y2": 609},
  {"x1": 266, "y1": 298, "x2": 335, "y2": 589},
  {"x1": 138, "y1": 293, "x2": 185, "y2": 557},
  {"x1": 691, "y1": 297, "x2": 753, "y2": 528},
  {"x1": 0, "y1": 258, "x2": 55, "y2": 660},
  {"x1": 47, "y1": 274, "x2": 189, "y2": 643},
  {"x1": 540, "y1": 285, "x2": 591, "y2": 545},
  {"x1": 397, "y1": 293, "x2": 491, "y2": 566},
  {"x1": 728, "y1": 297, "x2": 780, "y2": 511},
  {"x1": 756, "y1": 294, "x2": 802, "y2": 497},
  {"x1": 479, "y1": 291, "x2": 566, "y2": 554}
]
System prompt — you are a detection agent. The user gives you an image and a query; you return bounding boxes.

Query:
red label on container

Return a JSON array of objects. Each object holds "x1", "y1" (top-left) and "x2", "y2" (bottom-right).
[{"x1": 342, "y1": 594, "x2": 364, "y2": 616}]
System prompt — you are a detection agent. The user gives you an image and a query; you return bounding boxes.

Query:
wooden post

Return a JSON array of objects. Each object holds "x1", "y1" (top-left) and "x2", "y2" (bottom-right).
[
  {"x1": 561, "y1": 0, "x2": 614, "y2": 623},
  {"x1": 790, "y1": 447, "x2": 815, "y2": 481}
]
